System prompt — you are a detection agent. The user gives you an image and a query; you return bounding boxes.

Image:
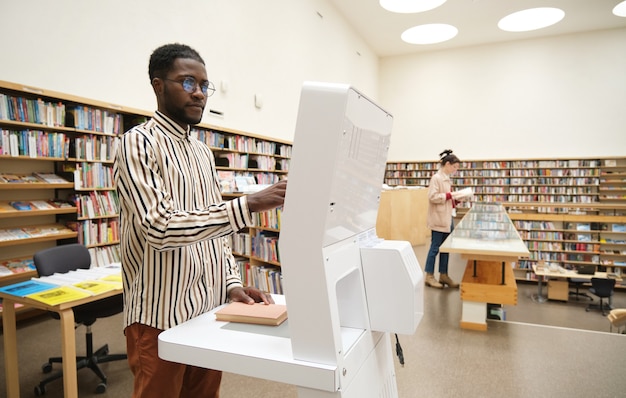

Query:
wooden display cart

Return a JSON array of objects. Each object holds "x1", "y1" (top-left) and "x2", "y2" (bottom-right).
[{"x1": 440, "y1": 202, "x2": 530, "y2": 331}]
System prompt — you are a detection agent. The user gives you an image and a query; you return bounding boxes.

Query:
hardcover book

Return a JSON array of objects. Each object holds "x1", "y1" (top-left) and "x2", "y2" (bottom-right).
[{"x1": 214, "y1": 302, "x2": 287, "y2": 326}]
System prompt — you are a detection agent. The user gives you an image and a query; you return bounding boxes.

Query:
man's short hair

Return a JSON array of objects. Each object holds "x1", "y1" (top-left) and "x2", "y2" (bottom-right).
[{"x1": 149, "y1": 43, "x2": 205, "y2": 80}]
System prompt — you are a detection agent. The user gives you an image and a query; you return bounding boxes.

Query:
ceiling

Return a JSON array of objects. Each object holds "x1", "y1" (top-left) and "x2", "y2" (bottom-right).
[{"x1": 328, "y1": 0, "x2": 626, "y2": 57}]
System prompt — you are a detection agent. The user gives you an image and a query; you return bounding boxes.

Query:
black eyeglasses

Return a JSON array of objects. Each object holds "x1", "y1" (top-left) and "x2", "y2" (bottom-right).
[{"x1": 163, "y1": 76, "x2": 215, "y2": 97}]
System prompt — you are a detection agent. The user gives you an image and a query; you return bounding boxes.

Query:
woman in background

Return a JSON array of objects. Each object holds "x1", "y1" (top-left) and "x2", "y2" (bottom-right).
[{"x1": 424, "y1": 149, "x2": 468, "y2": 288}]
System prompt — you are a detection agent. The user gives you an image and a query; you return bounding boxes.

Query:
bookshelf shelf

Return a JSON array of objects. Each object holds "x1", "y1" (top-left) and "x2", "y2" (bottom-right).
[{"x1": 0, "y1": 224, "x2": 78, "y2": 247}]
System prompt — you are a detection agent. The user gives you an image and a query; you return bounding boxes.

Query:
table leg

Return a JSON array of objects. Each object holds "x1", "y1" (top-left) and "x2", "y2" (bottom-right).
[
  {"x1": 2, "y1": 298, "x2": 20, "y2": 398},
  {"x1": 532, "y1": 275, "x2": 547, "y2": 303},
  {"x1": 58, "y1": 309, "x2": 79, "y2": 398}
]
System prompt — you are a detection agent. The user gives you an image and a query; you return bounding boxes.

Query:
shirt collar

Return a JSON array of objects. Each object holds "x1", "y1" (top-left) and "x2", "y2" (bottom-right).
[{"x1": 153, "y1": 111, "x2": 190, "y2": 140}]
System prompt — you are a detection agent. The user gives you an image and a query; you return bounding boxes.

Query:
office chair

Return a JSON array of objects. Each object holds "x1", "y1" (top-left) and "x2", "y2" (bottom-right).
[
  {"x1": 568, "y1": 278, "x2": 592, "y2": 301},
  {"x1": 585, "y1": 277, "x2": 615, "y2": 316},
  {"x1": 33, "y1": 244, "x2": 126, "y2": 395}
]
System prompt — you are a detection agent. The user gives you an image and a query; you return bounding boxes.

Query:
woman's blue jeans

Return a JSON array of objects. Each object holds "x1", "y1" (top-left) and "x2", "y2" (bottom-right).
[{"x1": 425, "y1": 223, "x2": 454, "y2": 274}]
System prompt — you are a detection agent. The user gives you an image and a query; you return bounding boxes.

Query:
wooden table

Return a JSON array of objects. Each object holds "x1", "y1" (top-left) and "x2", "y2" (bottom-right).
[
  {"x1": 531, "y1": 264, "x2": 622, "y2": 304},
  {"x1": 0, "y1": 288, "x2": 122, "y2": 398}
]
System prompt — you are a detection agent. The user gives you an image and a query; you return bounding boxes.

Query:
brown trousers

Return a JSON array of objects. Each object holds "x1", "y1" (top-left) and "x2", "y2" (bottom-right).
[{"x1": 125, "y1": 323, "x2": 222, "y2": 398}]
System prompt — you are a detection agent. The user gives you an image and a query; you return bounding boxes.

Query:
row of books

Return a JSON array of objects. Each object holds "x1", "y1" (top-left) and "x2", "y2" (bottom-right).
[
  {"x1": 89, "y1": 245, "x2": 121, "y2": 267},
  {"x1": 236, "y1": 258, "x2": 283, "y2": 295},
  {"x1": 0, "y1": 263, "x2": 122, "y2": 306},
  {"x1": 0, "y1": 225, "x2": 74, "y2": 242},
  {"x1": 386, "y1": 159, "x2": 603, "y2": 171},
  {"x1": 251, "y1": 231, "x2": 280, "y2": 263},
  {"x1": 74, "y1": 162, "x2": 114, "y2": 189},
  {"x1": 67, "y1": 218, "x2": 120, "y2": 246},
  {"x1": 230, "y1": 233, "x2": 251, "y2": 256},
  {"x1": 75, "y1": 190, "x2": 120, "y2": 218},
  {"x1": 254, "y1": 208, "x2": 282, "y2": 230},
  {"x1": 0, "y1": 257, "x2": 36, "y2": 276},
  {"x1": 0, "y1": 172, "x2": 69, "y2": 184},
  {"x1": 2, "y1": 199, "x2": 73, "y2": 212},
  {"x1": 74, "y1": 135, "x2": 119, "y2": 161},
  {"x1": 0, "y1": 93, "x2": 66, "y2": 127},
  {"x1": 191, "y1": 128, "x2": 290, "y2": 157},
  {"x1": 68, "y1": 106, "x2": 123, "y2": 134},
  {"x1": 0, "y1": 129, "x2": 68, "y2": 158}
]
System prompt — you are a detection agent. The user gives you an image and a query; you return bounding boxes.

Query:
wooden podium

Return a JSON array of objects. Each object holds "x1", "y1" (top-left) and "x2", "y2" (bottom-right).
[{"x1": 376, "y1": 188, "x2": 429, "y2": 245}]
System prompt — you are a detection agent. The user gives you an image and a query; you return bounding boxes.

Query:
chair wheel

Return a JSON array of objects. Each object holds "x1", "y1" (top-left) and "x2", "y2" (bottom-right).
[
  {"x1": 41, "y1": 362, "x2": 53, "y2": 373},
  {"x1": 586, "y1": 308, "x2": 590, "y2": 312},
  {"x1": 34, "y1": 384, "x2": 46, "y2": 396},
  {"x1": 95, "y1": 382, "x2": 107, "y2": 394}
]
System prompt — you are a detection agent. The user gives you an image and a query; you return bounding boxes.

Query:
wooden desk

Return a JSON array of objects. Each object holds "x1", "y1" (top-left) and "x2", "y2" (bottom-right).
[
  {"x1": 0, "y1": 288, "x2": 122, "y2": 398},
  {"x1": 531, "y1": 264, "x2": 622, "y2": 304}
]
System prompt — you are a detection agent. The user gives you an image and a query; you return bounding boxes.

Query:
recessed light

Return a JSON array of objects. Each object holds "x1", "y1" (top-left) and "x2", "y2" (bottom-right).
[
  {"x1": 401, "y1": 24, "x2": 458, "y2": 45},
  {"x1": 614, "y1": 1, "x2": 626, "y2": 17},
  {"x1": 498, "y1": 7, "x2": 565, "y2": 32},
  {"x1": 380, "y1": 0, "x2": 447, "y2": 14}
]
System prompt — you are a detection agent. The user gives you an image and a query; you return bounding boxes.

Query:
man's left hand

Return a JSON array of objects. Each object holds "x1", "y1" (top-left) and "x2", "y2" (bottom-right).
[{"x1": 228, "y1": 286, "x2": 275, "y2": 305}]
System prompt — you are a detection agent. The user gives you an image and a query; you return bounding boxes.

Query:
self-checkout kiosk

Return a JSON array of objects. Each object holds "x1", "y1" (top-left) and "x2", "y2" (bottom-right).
[{"x1": 159, "y1": 82, "x2": 424, "y2": 397}]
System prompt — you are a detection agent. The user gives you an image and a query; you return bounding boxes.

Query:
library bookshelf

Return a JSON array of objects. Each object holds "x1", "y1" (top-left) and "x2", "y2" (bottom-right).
[
  {"x1": 385, "y1": 158, "x2": 626, "y2": 286},
  {"x1": 0, "y1": 79, "x2": 291, "y2": 321}
]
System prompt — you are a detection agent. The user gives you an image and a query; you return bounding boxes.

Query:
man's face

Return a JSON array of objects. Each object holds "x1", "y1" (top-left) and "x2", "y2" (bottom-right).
[{"x1": 154, "y1": 57, "x2": 209, "y2": 128}]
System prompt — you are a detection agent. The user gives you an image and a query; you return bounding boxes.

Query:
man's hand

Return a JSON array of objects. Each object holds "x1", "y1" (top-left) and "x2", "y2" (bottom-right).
[
  {"x1": 228, "y1": 286, "x2": 275, "y2": 305},
  {"x1": 246, "y1": 179, "x2": 287, "y2": 212}
]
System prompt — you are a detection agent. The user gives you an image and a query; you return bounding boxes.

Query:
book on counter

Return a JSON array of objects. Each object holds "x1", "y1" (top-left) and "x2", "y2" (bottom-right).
[
  {"x1": 214, "y1": 301, "x2": 287, "y2": 326},
  {"x1": 0, "y1": 280, "x2": 58, "y2": 297},
  {"x1": 25, "y1": 286, "x2": 92, "y2": 306}
]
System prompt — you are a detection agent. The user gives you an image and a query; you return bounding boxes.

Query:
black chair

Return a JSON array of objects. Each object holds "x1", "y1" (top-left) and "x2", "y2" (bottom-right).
[
  {"x1": 32, "y1": 244, "x2": 126, "y2": 395},
  {"x1": 568, "y1": 278, "x2": 592, "y2": 301},
  {"x1": 585, "y1": 277, "x2": 615, "y2": 315}
]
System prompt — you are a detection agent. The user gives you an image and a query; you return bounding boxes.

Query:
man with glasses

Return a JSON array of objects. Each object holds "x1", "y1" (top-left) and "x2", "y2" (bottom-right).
[{"x1": 114, "y1": 43, "x2": 287, "y2": 397}]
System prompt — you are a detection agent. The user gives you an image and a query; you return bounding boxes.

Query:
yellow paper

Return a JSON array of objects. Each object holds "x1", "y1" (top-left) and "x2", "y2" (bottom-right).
[{"x1": 26, "y1": 286, "x2": 91, "y2": 306}]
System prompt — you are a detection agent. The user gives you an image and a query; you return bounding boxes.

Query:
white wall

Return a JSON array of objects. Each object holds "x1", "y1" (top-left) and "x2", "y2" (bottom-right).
[
  {"x1": 0, "y1": 0, "x2": 378, "y2": 142},
  {"x1": 2, "y1": 2, "x2": 624, "y2": 161},
  {"x1": 380, "y1": 28, "x2": 626, "y2": 161}
]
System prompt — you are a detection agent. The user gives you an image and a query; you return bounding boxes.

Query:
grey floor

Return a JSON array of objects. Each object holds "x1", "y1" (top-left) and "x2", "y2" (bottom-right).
[{"x1": 1, "y1": 245, "x2": 626, "y2": 397}]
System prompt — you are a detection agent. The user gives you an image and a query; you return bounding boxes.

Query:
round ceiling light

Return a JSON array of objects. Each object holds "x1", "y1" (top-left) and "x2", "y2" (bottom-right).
[
  {"x1": 614, "y1": 1, "x2": 626, "y2": 17},
  {"x1": 380, "y1": 0, "x2": 447, "y2": 14},
  {"x1": 401, "y1": 23, "x2": 458, "y2": 45},
  {"x1": 498, "y1": 7, "x2": 565, "y2": 32}
]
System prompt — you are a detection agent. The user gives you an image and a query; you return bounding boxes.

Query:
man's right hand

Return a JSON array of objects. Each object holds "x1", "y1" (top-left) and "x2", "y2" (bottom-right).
[{"x1": 246, "y1": 179, "x2": 287, "y2": 212}]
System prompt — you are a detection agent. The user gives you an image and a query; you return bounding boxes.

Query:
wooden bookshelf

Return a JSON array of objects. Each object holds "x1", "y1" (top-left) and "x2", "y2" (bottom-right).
[
  {"x1": 385, "y1": 158, "x2": 626, "y2": 285},
  {"x1": 0, "y1": 79, "x2": 291, "y2": 298}
]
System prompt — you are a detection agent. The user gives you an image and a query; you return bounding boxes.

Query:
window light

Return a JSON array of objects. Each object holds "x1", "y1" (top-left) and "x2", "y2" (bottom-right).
[
  {"x1": 614, "y1": 1, "x2": 626, "y2": 17},
  {"x1": 380, "y1": 0, "x2": 446, "y2": 14},
  {"x1": 401, "y1": 23, "x2": 458, "y2": 45},
  {"x1": 498, "y1": 7, "x2": 565, "y2": 32}
]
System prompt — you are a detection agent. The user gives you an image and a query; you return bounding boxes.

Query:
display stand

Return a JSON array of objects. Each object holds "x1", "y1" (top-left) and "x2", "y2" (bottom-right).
[
  {"x1": 440, "y1": 202, "x2": 530, "y2": 330},
  {"x1": 159, "y1": 82, "x2": 424, "y2": 397}
]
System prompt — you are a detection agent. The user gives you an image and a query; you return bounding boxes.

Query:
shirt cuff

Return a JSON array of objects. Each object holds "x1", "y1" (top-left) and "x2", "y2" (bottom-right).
[{"x1": 226, "y1": 195, "x2": 253, "y2": 232}]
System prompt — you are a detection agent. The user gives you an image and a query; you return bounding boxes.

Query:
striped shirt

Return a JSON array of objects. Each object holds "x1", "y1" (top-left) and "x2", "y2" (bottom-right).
[{"x1": 114, "y1": 111, "x2": 251, "y2": 330}]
